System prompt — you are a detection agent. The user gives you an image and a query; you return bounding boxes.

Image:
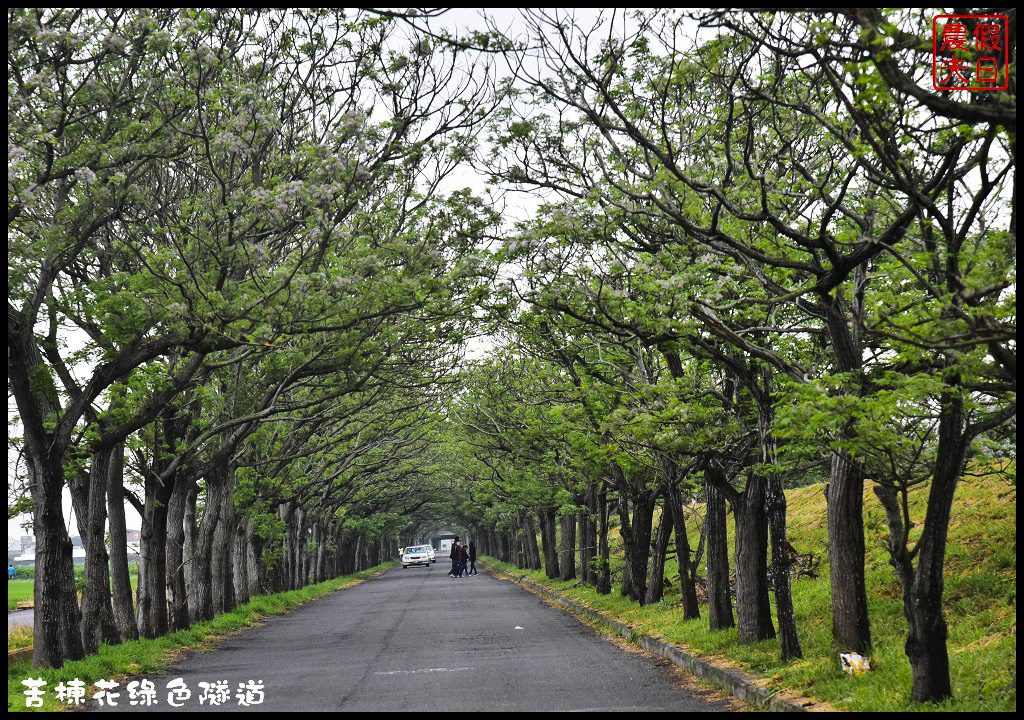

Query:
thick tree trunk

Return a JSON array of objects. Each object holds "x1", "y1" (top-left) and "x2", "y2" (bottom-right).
[
  {"x1": 76, "y1": 448, "x2": 120, "y2": 654},
  {"x1": 107, "y1": 442, "x2": 139, "y2": 641},
  {"x1": 766, "y1": 473, "x2": 802, "y2": 660},
  {"x1": 667, "y1": 484, "x2": 700, "y2": 620},
  {"x1": 191, "y1": 471, "x2": 226, "y2": 623},
  {"x1": 616, "y1": 488, "x2": 656, "y2": 604},
  {"x1": 827, "y1": 451, "x2": 871, "y2": 653},
  {"x1": 247, "y1": 520, "x2": 265, "y2": 597},
  {"x1": 704, "y1": 472, "x2": 734, "y2": 631},
  {"x1": 559, "y1": 512, "x2": 577, "y2": 581},
  {"x1": 821, "y1": 292, "x2": 872, "y2": 654},
  {"x1": 57, "y1": 538, "x2": 86, "y2": 662},
  {"x1": 33, "y1": 479, "x2": 85, "y2": 667},
  {"x1": 165, "y1": 477, "x2": 194, "y2": 632},
  {"x1": 540, "y1": 507, "x2": 561, "y2": 579},
  {"x1": 733, "y1": 474, "x2": 776, "y2": 643},
  {"x1": 12, "y1": 309, "x2": 83, "y2": 668},
  {"x1": 211, "y1": 466, "x2": 235, "y2": 613},
  {"x1": 876, "y1": 392, "x2": 970, "y2": 702},
  {"x1": 524, "y1": 511, "x2": 542, "y2": 570},
  {"x1": 138, "y1": 473, "x2": 172, "y2": 638}
]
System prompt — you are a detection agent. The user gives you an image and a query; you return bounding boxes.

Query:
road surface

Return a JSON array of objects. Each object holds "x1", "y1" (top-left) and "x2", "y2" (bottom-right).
[{"x1": 85, "y1": 562, "x2": 739, "y2": 712}]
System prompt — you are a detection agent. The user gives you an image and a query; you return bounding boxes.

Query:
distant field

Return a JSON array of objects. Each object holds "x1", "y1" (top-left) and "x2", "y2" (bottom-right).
[
  {"x1": 6, "y1": 574, "x2": 139, "y2": 612},
  {"x1": 7, "y1": 580, "x2": 33, "y2": 612}
]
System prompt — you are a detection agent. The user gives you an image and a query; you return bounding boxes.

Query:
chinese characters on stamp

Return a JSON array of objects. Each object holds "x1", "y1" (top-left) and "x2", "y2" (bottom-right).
[{"x1": 932, "y1": 14, "x2": 1009, "y2": 90}]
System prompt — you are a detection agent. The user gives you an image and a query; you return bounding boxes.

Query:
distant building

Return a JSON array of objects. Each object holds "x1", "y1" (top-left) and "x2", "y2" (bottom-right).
[
  {"x1": 432, "y1": 532, "x2": 459, "y2": 556},
  {"x1": 10, "y1": 530, "x2": 142, "y2": 566}
]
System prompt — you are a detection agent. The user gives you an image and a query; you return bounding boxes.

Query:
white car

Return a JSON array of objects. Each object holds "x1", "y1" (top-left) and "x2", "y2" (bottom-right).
[{"x1": 402, "y1": 545, "x2": 432, "y2": 569}]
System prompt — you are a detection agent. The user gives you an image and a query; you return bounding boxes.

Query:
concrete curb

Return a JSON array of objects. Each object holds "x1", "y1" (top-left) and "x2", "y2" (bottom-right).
[{"x1": 489, "y1": 568, "x2": 818, "y2": 712}]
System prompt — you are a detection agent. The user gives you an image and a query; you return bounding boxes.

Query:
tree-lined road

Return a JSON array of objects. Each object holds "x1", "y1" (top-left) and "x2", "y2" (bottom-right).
[{"x1": 89, "y1": 564, "x2": 738, "y2": 712}]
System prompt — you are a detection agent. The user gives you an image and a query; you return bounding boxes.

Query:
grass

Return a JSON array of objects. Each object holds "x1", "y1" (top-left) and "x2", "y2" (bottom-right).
[
  {"x1": 8, "y1": 562, "x2": 394, "y2": 713},
  {"x1": 8, "y1": 566, "x2": 140, "y2": 612},
  {"x1": 486, "y1": 470, "x2": 1016, "y2": 712},
  {"x1": 8, "y1": 580, "x2": 34, "y2": 612},
  {"x1": 8, "y1": 627, "x2": 33, "y2": 652}
]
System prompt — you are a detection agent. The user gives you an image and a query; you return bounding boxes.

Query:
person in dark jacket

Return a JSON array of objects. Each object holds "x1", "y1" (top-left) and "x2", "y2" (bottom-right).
[
  {"x1": 454, "y1": 541, "x2": 466, "y2": 578},
  {"x1": 448, "y1": 536, "x2": 460, "y2": 577},
  {"x1": 467, "y1": 540, "x2": 478, "y2": 575}
]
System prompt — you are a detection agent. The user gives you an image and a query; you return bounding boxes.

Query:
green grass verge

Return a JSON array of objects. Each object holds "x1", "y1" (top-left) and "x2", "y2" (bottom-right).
[
  {"x1": 8, "y1": 580, "x2": 34, "y2": 612},
  {"x1": 8, "y1": 562, "x2": 394, "y2": 712},
  {"x1": 485, "y1": 471, "x2": 1015, "y2": 712},
  {"x1": 8, "y1": 568, "x2": 140, "y2": 612}
]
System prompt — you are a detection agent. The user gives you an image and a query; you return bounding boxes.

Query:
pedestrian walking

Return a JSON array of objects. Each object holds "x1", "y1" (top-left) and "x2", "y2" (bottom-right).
[
  {"x1": 459, "y1": 541, "x2": 469, "y2": 577},
  {"x1": 449, "y1": 536, "x2": 460, "y2": 577},
  {"x1": 468, "y1": 540, "x2": 478, "y2": 575},
  {"x1": 453, "y1": 540, "x2": 463, "y2": 577}
]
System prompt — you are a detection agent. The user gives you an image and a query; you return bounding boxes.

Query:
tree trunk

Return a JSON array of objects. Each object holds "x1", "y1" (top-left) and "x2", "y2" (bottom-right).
[
  {"x1": 291, "y1": 505, "x2": 305, "y2": 587},
  {"x1": 733, "y1": 473, "x2": 776, "y2": 643},
  {"x1": 876, "y1": 391, "x2": 970, "y2": 702},
  {"x1": 233, "y1": 515, "x2": 251, "y2": 605},
  {"x1": 107, "y1": 442, "x2": 139, "y2": 641},
  {"x1": 827, "y1": 451, "x2": 872, "y2": 653},
  {"x1": 11, "y1": 308, "x2": 83, "y2": 668},
  {"x1": 165, "y1": 477, "x2": 194, "y2": 632},
  {"x1": 191, "y1": 471, "x2": 226, "y2": 623},
  {"x1": 667, "y1": 482, "x2": 700, "y2": 620},
  {"x1": 212, "y1": 465, "x2": 235, "y2": 613},
  {"x1": 138, "y1": 472, "x2": 172, "y2": 637},
  {"x1": 766, "y1": 472, "x2": 802, "y2": 660},
  {"x1": 616, "y1": 487, "x2": 656, "y2": 604},
  {"x1": 595, "y1": 483, "x2": 611, "y2": 595},
  {"x1": 524, "y1": 511, "x2": 542, "y2": 570},
  {"x1": 580, "y1": 490, "x2": 596, "y2": 585},
  {"x1": 247, "y1": 518, "x2": 265, "y2": 597},
  {"x1": 76, "y1": 447, "x2": 120, "y2": 654},
  {"x1": 540, "y1": 507, "x2": 561, "y2": 579},
  {"x1": 704, "y1": 471, "x2": 734, "y2": 630},
  {"x1": 645, "y1": 501, "x2": 674, "y2": 605},
  {"x1": 312, "y1": 520, "x2": 324, "y2": 585},
  {"x1": 183, "y1": 482, "x2": 199, "y2": 605},
  {"x1": 559, "y1": 512, "x2": 577, "y2": 581},
  {"x1": 821, "y1": 292, "x2": 872, "y2": 654},
  {"x1": 33, "y1": 481, "x2": 85, "y2": 667}
]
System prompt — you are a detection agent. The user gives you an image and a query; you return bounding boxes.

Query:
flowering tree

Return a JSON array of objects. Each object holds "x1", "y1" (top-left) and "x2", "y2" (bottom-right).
[{"x1": 8, "y1": 8, "x2": 497, "y2": 667}]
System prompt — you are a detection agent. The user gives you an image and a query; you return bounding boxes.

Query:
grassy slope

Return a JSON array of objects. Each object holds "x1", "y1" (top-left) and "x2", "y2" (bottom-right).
[{"x1": 490, "y1": 470, "x2": 1016, "y2": 712}]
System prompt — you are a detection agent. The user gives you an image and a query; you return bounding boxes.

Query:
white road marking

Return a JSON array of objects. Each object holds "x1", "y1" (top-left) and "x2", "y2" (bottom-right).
[{"x1": 373, "y1": 667, "x2": 473, "y2": 676}]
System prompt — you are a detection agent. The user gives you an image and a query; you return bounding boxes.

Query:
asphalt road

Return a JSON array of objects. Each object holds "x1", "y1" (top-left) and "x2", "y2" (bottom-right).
[{"x1": 84, "y1": 562, "x2": 738, "y2": 712}]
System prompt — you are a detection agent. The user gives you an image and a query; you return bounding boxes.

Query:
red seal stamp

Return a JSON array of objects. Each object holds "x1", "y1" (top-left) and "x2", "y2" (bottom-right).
[{"x1": 932, "y1": 14, "x2": 1009, "y2": 90}]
